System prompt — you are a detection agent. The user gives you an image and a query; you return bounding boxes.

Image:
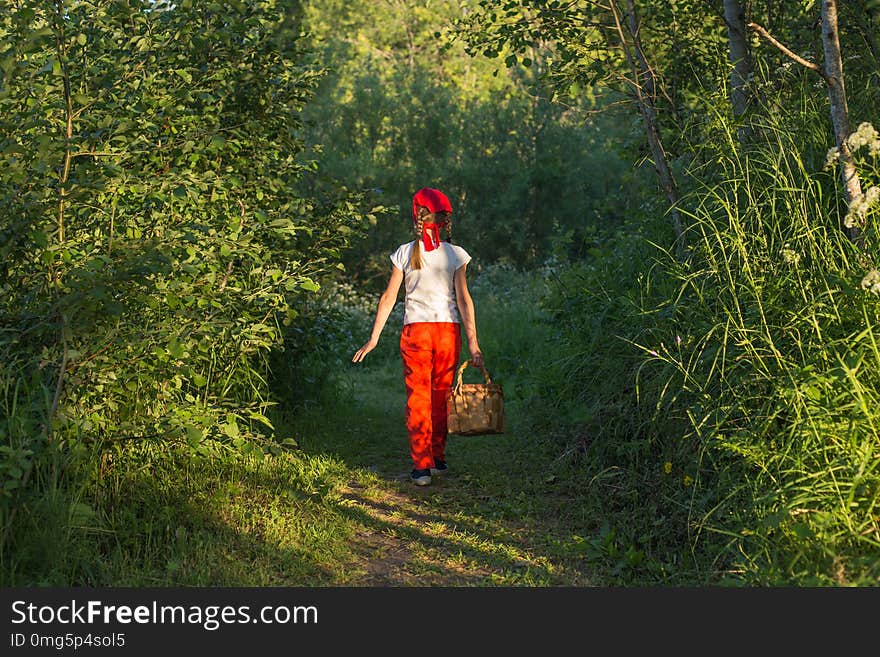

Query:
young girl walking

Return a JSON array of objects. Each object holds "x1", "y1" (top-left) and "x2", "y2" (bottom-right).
[{"x1": 352, "y1": 187, "x2": 482, "y2": 486}]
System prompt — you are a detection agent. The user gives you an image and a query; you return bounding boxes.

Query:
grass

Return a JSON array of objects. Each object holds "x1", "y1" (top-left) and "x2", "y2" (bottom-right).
[
  {"x1": 8, "y1": 152, "x2": 879, "y2": 588},
  {"x1": 284, "y1": 354, "x2": 597, "y2": 586},
  {"x1": 1, "y1": 395, "x2": 600, "y2": 586},
  {"x1": 524, "y1": 106, "x2": 880, "y2": 586},
  {"x1": 1, "y1": 266, "x2": 610, "y2": 586}
]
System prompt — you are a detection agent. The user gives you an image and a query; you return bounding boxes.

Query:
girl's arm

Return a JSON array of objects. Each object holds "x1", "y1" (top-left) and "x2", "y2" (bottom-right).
[
  {"x1": 352, "y1": 266, "x2": 404, "y2": 363},
  {"x1": 454, "y1": 264, "x2": 483, "y2": 368}
]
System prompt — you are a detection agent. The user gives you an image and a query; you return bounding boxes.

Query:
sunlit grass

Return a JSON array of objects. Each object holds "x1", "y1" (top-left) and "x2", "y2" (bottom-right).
[
  {"x1": 1, "y1": 266, "x2": 604, "y2": 586},
  {"x1": 530, "y1": 103, "x2": 880, "y2": 586}
]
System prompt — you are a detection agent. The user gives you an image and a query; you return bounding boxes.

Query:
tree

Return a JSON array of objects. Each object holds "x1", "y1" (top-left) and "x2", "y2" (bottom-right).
[
  {"x1": 299, "y1": 0, "x2": 642, "y2": 275},
  {"x1": 748, "y1": 0, "x2": 864, "y2": 246},
  {"x1": 0, "y1": 0, "x2": 368, "y2": 451},
  {"x1": 453, "y1": 0, "x2": 690, "y2": 252},
  {"x1": 722, "y1": 0, "x2": 751, "y2": 139},
  {"x1": 614, "y1": 0, "x2": 683, "y2": 251}
]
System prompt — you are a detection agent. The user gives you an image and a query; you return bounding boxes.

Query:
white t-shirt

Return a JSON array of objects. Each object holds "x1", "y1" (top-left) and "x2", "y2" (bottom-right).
[{"x1": 390, "y1": 241, "x2": 472, "y2": 325}]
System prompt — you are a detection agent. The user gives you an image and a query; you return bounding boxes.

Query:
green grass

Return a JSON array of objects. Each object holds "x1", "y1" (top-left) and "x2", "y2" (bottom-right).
[
  {"x1": 524, "y1": 107, "x2": 880, "y2": 587},
  {"x1": 2, "y1": 404, "x2": 601, "y2": 586},
  {"x1": 8, "y1": 178, "x2": 878, "y2": 588},
  {"x1": 284, "y1": 354, "x2": 598, "y2": 586},
  {"x1": 1, "y1": 267, "x2": 612, "y2": 586}
]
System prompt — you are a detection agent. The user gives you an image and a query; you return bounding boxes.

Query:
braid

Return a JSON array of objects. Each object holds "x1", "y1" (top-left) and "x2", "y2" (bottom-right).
[
  {"x1": 411, "y1": 215, "x2": 425, "y2": 270},
  {"x1": 446, "y1": 218, "x2": 453, "y2": 243}
]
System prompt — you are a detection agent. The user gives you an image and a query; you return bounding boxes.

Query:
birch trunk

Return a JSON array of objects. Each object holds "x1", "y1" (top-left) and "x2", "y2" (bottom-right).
[
  {"x1": 723, "y1": 0, "x2": 751, "y2": 130},
  {"x1": 822, "y1": 0, "x2": 863, "y2": 245}
]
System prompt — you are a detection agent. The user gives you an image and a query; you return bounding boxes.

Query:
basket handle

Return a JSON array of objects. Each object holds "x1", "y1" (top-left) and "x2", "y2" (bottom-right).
[{"x1": 454, "y1": 360, "x2": 492, "y2": 391}]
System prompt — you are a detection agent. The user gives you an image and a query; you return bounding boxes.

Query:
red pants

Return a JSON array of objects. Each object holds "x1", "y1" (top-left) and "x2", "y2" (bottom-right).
[{"x1": 400, "y1": 322, "x2": 461, "y2": 471}]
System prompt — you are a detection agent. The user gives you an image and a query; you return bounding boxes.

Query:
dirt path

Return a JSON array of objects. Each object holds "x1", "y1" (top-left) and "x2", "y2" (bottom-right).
[{"x1": 303, "y1": 362, "x2": 596, "y2": 586}]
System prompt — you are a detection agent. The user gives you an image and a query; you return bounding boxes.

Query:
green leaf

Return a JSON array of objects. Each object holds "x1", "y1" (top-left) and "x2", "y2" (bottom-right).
[
  {"x1": 221, "y1": 417, "x2": 240, "y2": 438},
  {"x1": 186, "y1": 426, "x2": 203, "y2": 447},
  {"x1": 167, "y1": 338, "x2": 184, "y2": 359},
  {"x1": 247, "y1": 411, "x2": 274, "y2": 430}
]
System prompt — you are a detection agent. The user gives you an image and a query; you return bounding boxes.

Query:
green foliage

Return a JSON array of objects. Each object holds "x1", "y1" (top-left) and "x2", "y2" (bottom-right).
[
  {"x1": 300, "y1": 0, "x2": 641, "y2": 285},
  {"x1": 0, "y1": 0, "x2": 380, "y2": 569},
  {"x1": 452, "y1": 2, "x2": 719, "y2": 151},
  {"x1": 268, "y1": 275, "x2": 401, "y2": 421},
  {"x1": 446, "y1": 0, "x2": 880, "y2": 585},
  {"x1": 534, "y1": 97, "x2": 880, "y2": 584},
  {"x1": 0, "y1": 0, "x2": 367, "y2": 447},
  {"x1": 5, "y1": 0, "x2": 880, "y2": 588}
]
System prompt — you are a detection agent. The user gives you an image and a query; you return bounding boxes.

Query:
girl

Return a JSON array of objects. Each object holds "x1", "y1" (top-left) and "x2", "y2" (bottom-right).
[{"x1": 352, "y1": 187, "x2": 482, "y2": 486}]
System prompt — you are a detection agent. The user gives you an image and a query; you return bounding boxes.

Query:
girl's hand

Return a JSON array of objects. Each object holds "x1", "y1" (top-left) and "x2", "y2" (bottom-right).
[
  {"x1": 352, "y1": 339, "x2": 378, "y2": 363},
  {"x1": 470, "y1": 350, "x2": 484, "y2": 369}
]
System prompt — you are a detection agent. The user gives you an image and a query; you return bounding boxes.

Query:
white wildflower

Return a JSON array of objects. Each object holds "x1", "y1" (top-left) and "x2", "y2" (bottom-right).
[
  {"x1": 861, "y1": 269, "x2": 880, "y2": 295},
  {"x1": 858, "y1": 122, "x2": 878, "y2": 140},
  {"x1": 847, "y1": 122, "x2": 880, "y2": 153},
  {"x1": 843, "y1": 189, "x2": 877, "y2": 228},
  {"x1": 781, "y1": 244, "x2": 800, "y2": 265},
  {"x1": 847, "y1": 133, "x2": 865, "y2": 151},
  {"x1": 775, "y1": 62, "x2": 793, "y2": 76},
  {"x1": 844, "y1": 203, "x2": 863, "y2": 229},
  {"x1": 824, "y1": 146, "x2": 839, "y2": 170}
]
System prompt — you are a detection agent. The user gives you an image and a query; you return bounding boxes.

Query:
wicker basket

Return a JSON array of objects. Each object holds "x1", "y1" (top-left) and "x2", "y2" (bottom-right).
[{"x1": 446, "y1": 361, "x2": 504, "y2": 436}]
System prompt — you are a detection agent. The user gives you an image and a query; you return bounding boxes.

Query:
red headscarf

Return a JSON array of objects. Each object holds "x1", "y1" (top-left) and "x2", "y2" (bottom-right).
[{"x1": 412, "y1": 187, "x2": 452, "y2": 252}]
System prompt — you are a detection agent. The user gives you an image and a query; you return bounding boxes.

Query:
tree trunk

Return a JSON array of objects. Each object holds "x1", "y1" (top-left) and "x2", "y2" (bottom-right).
[
  {"x1": 723, "y1": 0, "x2": 751, "y2": 136},
  {"x1": 822, "y1": 0, "x2": 863, "y2": 246},
  {"x1": 612, "y1": 0, "x2": 684, "y2": 255}
]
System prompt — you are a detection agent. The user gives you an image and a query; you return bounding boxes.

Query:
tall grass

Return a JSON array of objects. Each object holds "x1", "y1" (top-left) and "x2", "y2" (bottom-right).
[
  {"x1": 668, "y1": 114, "x2": 880, "y2": 585},
  {"x1": 534, "y1": 102, "x2": 880, "y2": 584},
  {"x1": 0, "y1": 341, "x2": 83, "y2": 585}
]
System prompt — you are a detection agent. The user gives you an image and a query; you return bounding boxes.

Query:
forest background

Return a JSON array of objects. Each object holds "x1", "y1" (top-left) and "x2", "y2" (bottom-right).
[{"x1": 1, "y1": 0, "x2": 879, "y2": 587}]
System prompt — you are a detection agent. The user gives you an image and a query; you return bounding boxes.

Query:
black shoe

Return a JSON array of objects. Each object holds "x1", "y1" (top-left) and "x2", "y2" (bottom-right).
[
  {"x1": 411, "y1": 468, "x2": 432, "y2": 486},
  {"x1": 430, "y1": 459, "x2": 448, "y2": 475}
]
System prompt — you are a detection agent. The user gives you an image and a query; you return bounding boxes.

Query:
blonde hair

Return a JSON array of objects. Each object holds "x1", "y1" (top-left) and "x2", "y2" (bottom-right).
[{"x1": 410, "y1": 206, "x2": 452, "y2": 270}]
